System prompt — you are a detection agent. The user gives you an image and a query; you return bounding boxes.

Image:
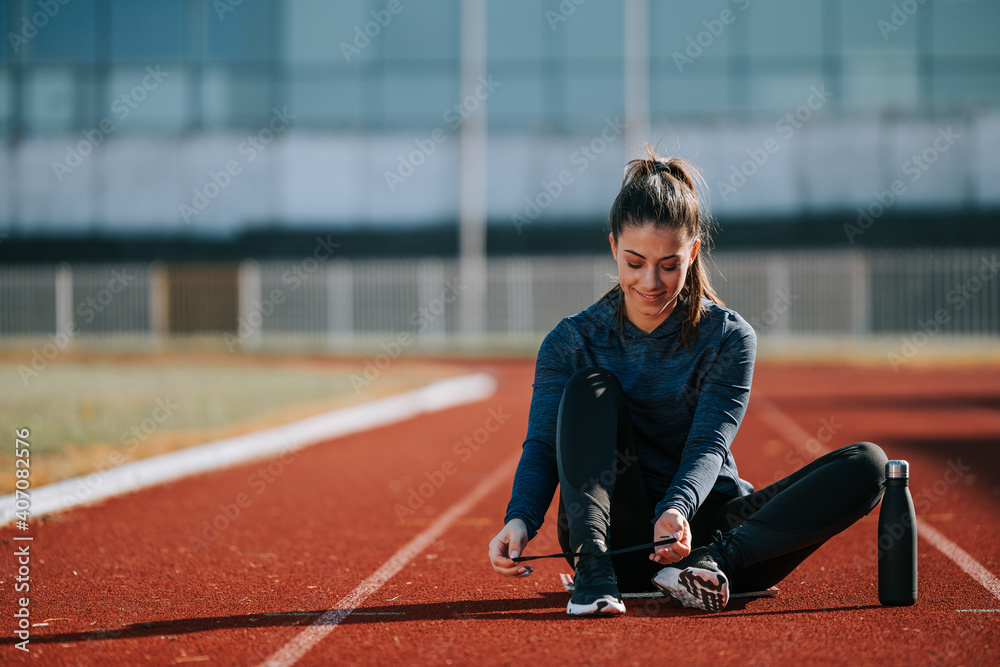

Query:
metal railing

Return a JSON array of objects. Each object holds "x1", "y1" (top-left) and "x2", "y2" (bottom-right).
[{"x1": 1, "y1": 250, "x2": 997, "y2": 349}]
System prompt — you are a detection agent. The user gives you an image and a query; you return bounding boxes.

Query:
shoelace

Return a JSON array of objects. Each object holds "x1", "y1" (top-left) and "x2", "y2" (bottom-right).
[
  {"x1": 511, "y1": 536, "x2": 677, "y2": 563},
  {"x1": 573, "y1": 545, "x2": 618, "y2": 583}
]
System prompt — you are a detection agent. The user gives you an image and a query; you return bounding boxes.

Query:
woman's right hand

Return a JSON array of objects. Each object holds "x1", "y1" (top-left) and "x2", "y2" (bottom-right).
[{"x1": 488, "y1": 518, "x2": 533, "y2": 577}]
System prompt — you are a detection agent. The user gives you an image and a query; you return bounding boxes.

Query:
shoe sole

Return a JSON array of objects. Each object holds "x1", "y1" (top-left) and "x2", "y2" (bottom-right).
[
  {"x1": 566, "y1": 596, "x2": 626, "y2": 616},
  {"x1": 652, "y1": 566, "x2": 730, "y2": 612}
]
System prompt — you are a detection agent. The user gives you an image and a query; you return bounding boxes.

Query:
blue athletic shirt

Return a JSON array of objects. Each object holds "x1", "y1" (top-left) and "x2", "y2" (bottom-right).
[{"x1": 504, "y1": 289, "x2": 756, "y2": 540}]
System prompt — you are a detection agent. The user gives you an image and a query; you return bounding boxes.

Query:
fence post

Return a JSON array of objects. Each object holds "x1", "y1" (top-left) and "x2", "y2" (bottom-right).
[
  {"x1": 54, "y1": 263, "x2": 73, "y2": 342},
  {"x1": 149, "y1": 262, "x2": 169, "y2": 341},
  {"x1": 237, "y1": 260, "x2": 262, "y2": 349},
  {"x1": 327, "y1": 260, "x2": 354, "y2": 350}
]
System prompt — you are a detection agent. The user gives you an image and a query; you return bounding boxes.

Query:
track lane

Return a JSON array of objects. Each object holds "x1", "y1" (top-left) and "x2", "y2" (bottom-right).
[
  {"x1": 0, "y1": 363, "x2": 529, "y2": 666},
  {"x1": 3, "y1": 360, "x2": 999, "y2": 665}
]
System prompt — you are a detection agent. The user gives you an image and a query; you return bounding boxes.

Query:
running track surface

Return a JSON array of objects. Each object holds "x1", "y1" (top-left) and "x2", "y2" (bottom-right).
[{"x1": 2, "y1": 359, "x2": 999, "y2": 666}]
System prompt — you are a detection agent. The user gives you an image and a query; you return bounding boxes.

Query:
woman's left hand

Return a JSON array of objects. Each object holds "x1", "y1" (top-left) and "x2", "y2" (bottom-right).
[{"x1": 650, "y1": 508, "x2": 692, "y2": 565}]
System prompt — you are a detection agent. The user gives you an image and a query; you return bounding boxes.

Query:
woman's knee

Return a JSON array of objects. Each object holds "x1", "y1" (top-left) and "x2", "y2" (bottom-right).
[{"x1": 847, "y1": 441, "x2": 888, "y2": 498}]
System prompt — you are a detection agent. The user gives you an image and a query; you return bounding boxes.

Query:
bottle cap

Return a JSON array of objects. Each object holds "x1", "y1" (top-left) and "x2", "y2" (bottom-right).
[{"x1": 886, "y1": 460, "x2": 909, "y2": 479}]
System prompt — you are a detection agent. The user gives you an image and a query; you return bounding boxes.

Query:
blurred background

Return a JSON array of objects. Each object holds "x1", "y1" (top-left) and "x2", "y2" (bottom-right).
[{"x1": 1, "y1": 0, "x2": 998, "y2": 349}]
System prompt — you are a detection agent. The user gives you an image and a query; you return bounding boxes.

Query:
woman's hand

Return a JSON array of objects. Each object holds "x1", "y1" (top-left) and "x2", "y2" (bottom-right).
[
  {"x1": 488, "y1": 518, "x2": 534, "y2": 577},
  {"x1": 649, "y1": 508, "x2": 692, "y2": 565}
]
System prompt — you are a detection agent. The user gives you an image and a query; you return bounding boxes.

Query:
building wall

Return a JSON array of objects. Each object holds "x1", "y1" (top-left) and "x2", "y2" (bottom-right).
[{"x1": 2, "y1": 0, "x2": 999, "y2": 237}]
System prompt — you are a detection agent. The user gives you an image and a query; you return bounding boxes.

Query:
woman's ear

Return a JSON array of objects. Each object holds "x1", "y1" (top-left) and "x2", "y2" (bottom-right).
[
  {"x1": 608, "y1": 232, "x2": 617, "y2": 259},
  {"x1": 690, "y1": 236, "x2": 701, "y2": 262}
]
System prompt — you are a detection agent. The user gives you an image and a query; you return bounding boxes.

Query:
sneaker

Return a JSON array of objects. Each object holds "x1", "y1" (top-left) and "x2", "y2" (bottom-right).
[
  {"x1": 651, "y1": 530, "x2": 734, "y2": 612},
  {"x1": 566, "y1": 540, "x2": 626, "y2": 616}
]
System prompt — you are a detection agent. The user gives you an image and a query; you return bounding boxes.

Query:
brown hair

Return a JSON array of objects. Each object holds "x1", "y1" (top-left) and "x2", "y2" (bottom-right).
[{"x1": 603, "y1": 144, "x2": 723, "y2": 348}]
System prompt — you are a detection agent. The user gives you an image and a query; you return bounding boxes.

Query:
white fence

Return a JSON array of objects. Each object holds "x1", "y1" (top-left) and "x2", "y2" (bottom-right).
[{"x1": 1, "y1": 250, "x2": 998, "y2": 350}]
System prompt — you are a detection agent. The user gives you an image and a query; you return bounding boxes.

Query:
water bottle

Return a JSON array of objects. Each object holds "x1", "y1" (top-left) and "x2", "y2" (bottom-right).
[{"x1": 878, "y1": 459, "x2": 918, "y2": 605}]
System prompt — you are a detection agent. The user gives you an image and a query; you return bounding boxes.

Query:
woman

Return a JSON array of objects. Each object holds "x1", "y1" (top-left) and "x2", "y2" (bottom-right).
[{"x1": 488, "y1": 147, "x2": 887, "y2": 616}]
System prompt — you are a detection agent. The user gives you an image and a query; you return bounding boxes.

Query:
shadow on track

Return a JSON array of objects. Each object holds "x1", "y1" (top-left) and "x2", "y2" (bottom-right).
[
  {"x1": 0, "y1": 593, "x2": 871, "y2": 646},
  {"x1": 0, "y1": 592, "x2": 576, "y2": 645}
]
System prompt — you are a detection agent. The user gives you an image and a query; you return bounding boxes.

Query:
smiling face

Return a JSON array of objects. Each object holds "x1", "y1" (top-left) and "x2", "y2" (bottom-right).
[{"x1": 609, "y1": 224, "x2": 701, "y2": 333}]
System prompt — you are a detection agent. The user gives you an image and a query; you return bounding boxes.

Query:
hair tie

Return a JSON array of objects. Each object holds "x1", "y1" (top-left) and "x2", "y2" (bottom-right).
[{"x1": 651, "y1": 161, "x2": 688, "y2": 182}]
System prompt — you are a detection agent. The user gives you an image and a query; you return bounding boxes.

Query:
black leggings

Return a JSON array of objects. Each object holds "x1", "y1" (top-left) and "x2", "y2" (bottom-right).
[{"x1": 555, "y1": 367, "x2": 887, "y2": 593}]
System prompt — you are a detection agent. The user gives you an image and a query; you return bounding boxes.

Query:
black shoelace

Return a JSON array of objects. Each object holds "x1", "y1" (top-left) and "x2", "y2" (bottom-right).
[{"x1": 510, "y1": 536, "x2": 678, "y2": 563}]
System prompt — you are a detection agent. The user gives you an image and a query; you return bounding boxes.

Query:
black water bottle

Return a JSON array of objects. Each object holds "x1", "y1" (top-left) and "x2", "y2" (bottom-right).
[{"x1": 878, "y1": 459, "x2": 918, "y2": 605}]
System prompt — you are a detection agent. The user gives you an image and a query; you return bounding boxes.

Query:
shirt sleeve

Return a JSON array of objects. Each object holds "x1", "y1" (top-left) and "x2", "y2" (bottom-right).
[
  {"x1": 504, "y1": 324, "x2": 577, "y2": 540},
  {"x1": 655, "y1": 320, "x2": 756, "y2": 522}
]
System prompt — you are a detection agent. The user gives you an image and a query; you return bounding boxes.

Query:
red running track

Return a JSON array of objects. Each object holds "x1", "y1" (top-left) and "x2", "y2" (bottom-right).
[{"x1": 2, "y1": 359, "x2": 999, "y2": 666}]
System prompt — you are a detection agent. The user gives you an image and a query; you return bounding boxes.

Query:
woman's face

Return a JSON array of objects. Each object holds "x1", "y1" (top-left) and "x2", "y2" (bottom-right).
[{"x1": 609, "y1": 224, "x2": 700, "y2": 333}]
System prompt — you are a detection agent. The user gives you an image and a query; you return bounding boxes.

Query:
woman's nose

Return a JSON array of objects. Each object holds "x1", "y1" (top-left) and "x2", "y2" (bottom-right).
[{"x1": 639, "y1": 267, "x2": 662, "y2": 290}]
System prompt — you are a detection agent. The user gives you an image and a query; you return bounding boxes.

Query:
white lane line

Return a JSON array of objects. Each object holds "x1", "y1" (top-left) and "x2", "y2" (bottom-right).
[
  {"x1": 919, "y1": 521, "x2": 1000, "y2": 603},
  {"x1": 752, "y1": 392, "x2": 1000, "y2": 604},
  {"x1": 258, "y1": 451, "x2": 520, "y2": 667},
  {"x1": 1, "y1": 373, "x2": 497, "y2": 525}
]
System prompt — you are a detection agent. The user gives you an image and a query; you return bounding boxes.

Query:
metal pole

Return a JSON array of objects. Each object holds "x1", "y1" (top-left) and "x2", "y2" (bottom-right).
[
  {"x1": 624, "y1": 0, "x2": 650, "y2": 156},
  {"x1": 458, "y1": 0, "x2": 487, "y2": 346}
]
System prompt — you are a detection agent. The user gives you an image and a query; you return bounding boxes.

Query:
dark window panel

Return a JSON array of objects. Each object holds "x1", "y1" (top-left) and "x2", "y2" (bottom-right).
[
  {"x1": 382, "y1": 0, "x2": 459, "y2": 62},
  {"x1": 561, "y1": 0, "x2": 622, "y2": 60},
  {"x1": 487, "y1": 0, "x2": 545, "y2": 61},
  {"x1": 932, "y1": 1, "x2": 1000, "y2": 57},
  {"x1": 22, "y1": 0, "x2": 98, "y2": 63},
  {"x1": 202, "y1": 66, "x2": 275, "y2": 128},
  {"x1": 110, "y1": 0, "x2": 187, "y2": 62},
  {"x1": 284, "y1": 0, "x2": 371, "y2": 65},
  {"x1": 746, "y1": 0, "x2": 822, "y2": 58},
  {"x1": 651, "y1": 71, "x2": 729, "y2": 118},
  {"x1": 381, "y1": 67, "x2": 458, "y2": 128},
  {"x1": 288, "y1": 71, "x2": 366, "y2": 128},
  {"x1": 840, "y1": 0, "x2": 918, "y2": 52},
  {"x1": 563, "y1": 65, "x2": 623, "y2": 129},
  {"x1": 484, "y1": 67, "x2": 546, "y2": 129},
  {"x1": 203, "y1": 0, "x2": 276, "y2": 62},
  {"x1": 650, "y1": 0, "x2": 737, "y2": 61}
]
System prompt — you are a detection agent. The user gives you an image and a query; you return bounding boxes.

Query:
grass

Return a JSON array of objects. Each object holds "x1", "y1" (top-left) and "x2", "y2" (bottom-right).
[{"x1": 0, "y1": 351, "x2": 463, "y2": 494}]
